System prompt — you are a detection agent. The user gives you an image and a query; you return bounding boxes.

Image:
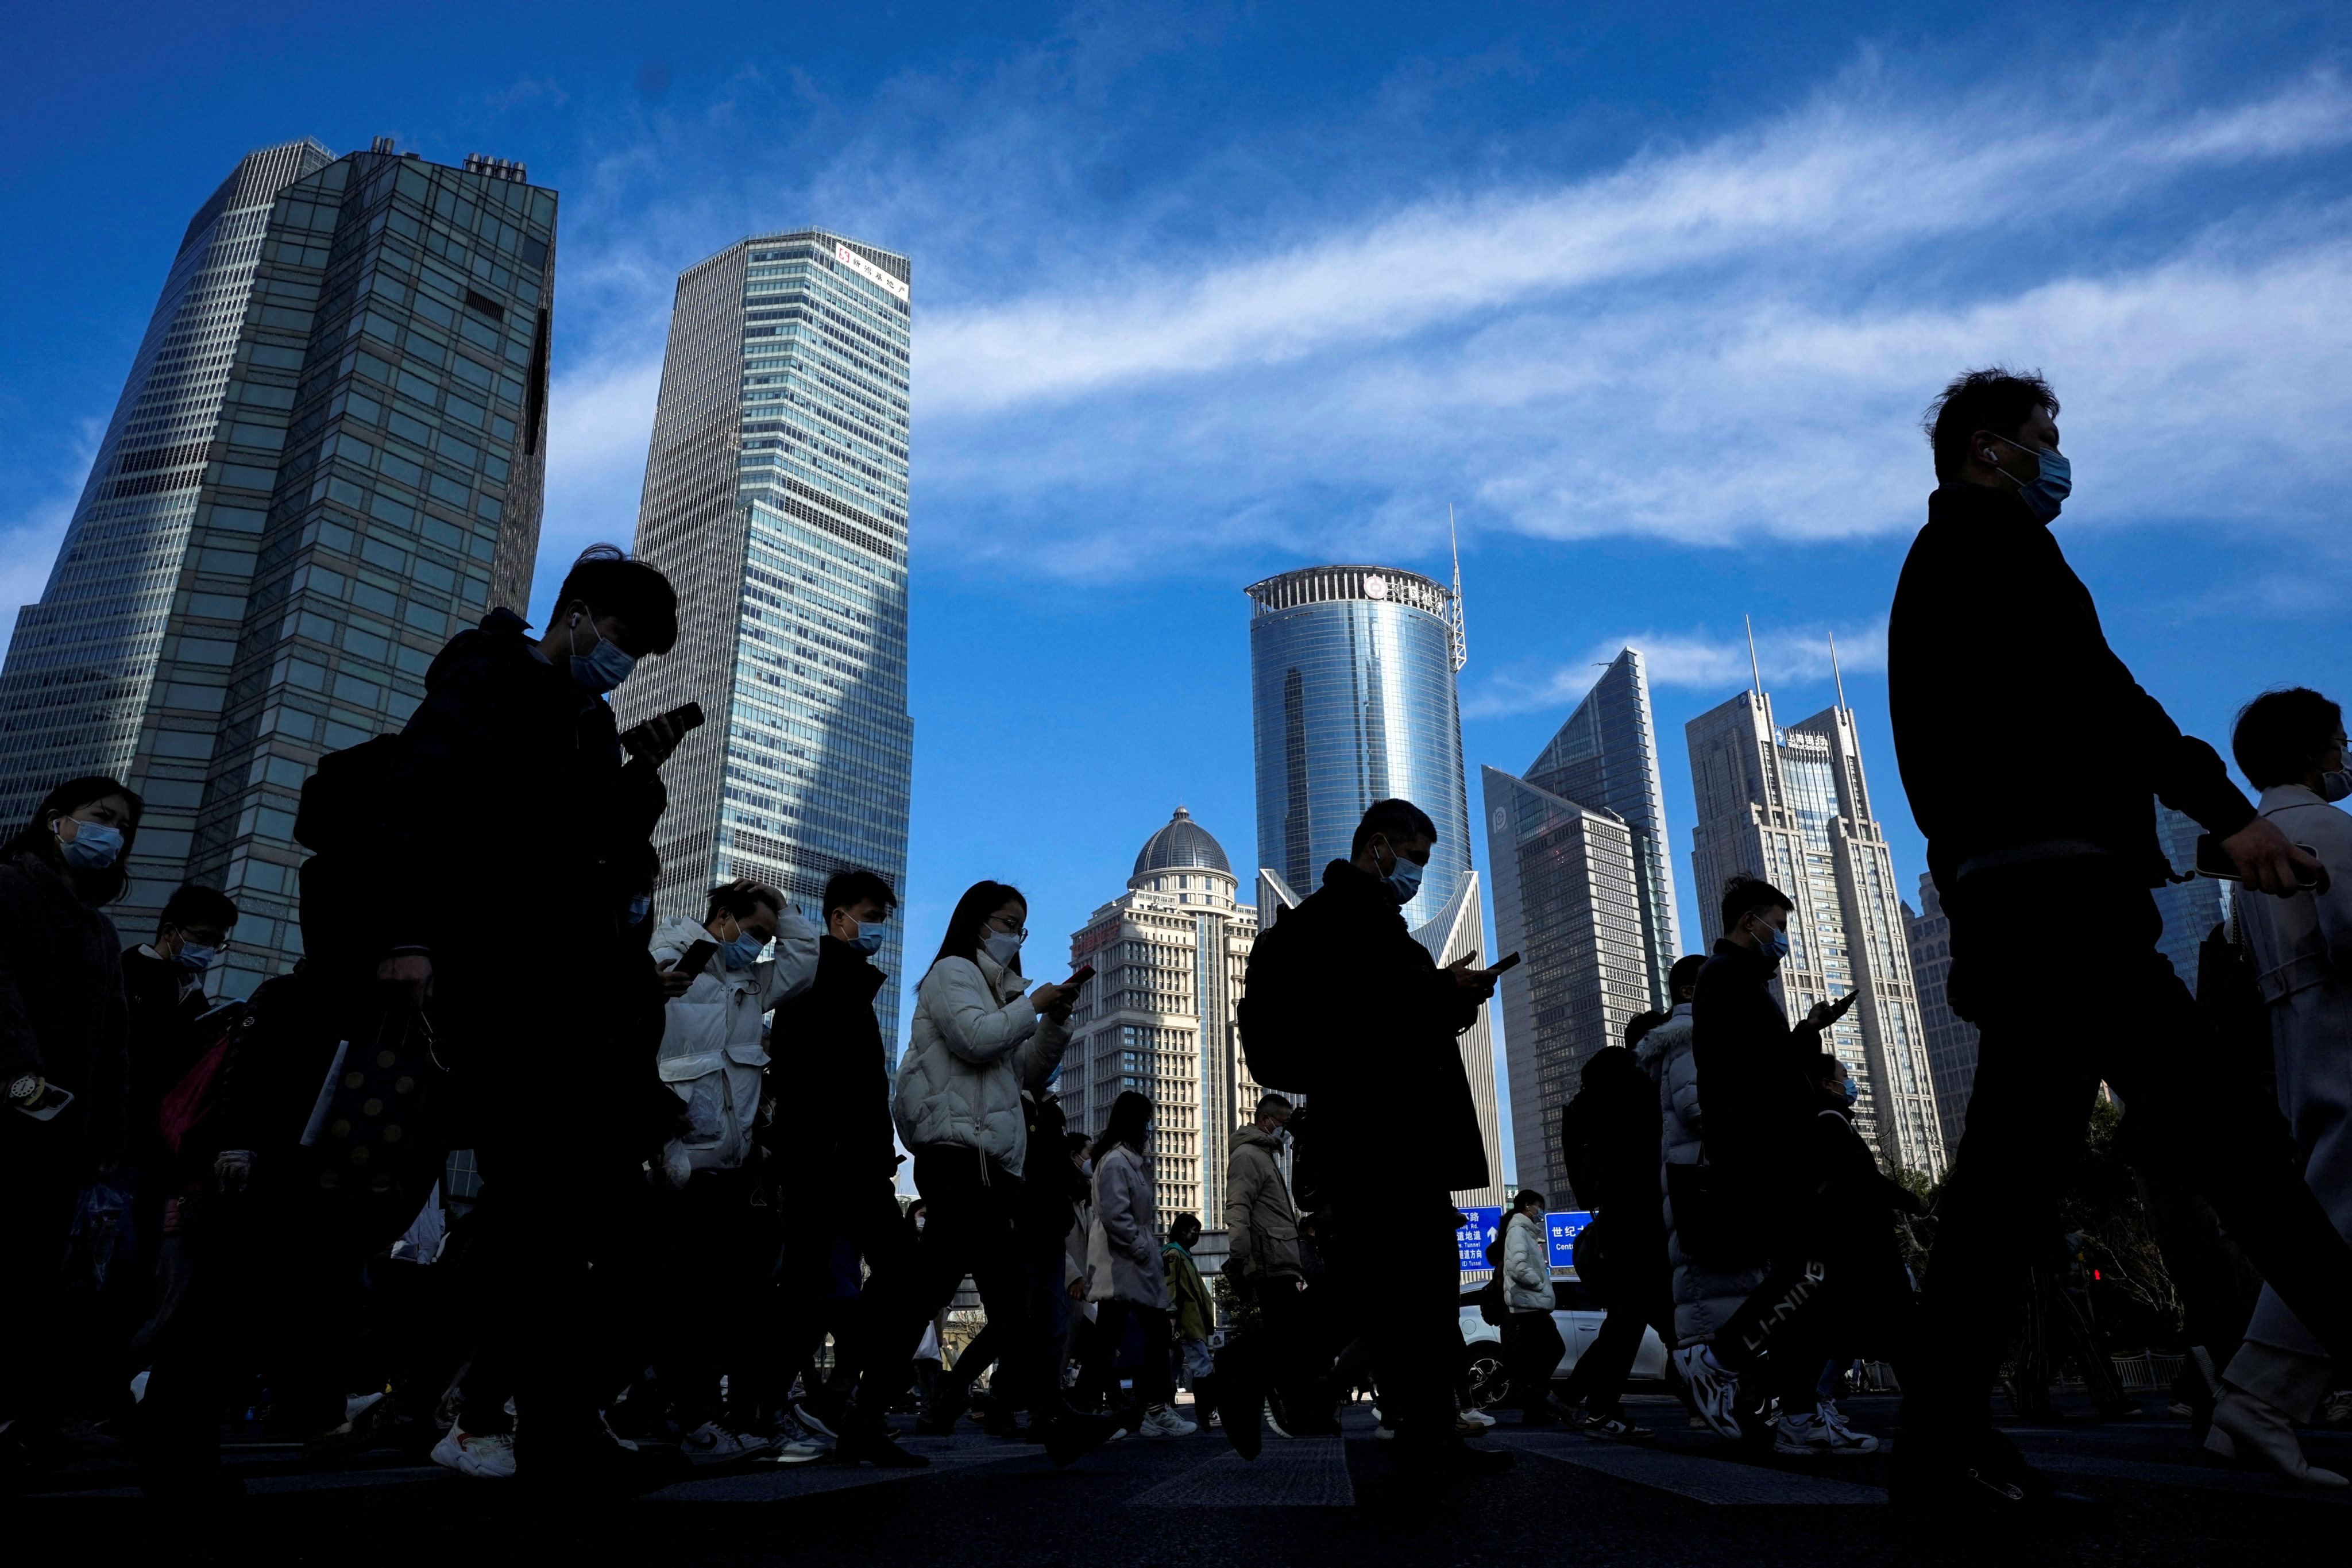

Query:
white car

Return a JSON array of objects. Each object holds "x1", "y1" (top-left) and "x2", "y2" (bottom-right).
[{"x1": 1458, "y1": 1273, "x2": 1670, "y2": 1409}]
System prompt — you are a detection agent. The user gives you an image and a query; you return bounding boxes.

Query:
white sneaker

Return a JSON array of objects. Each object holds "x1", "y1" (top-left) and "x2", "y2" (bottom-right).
[
  {"x1": 1773, "y1": 1411, "x2": 1878, "y2": 1456},
  {"x1": 1674, "y1": 1345, "x2": 1744, "y2": 1442},
  {"x1": 679, "y1": 1422, "x2": 772, "y2": 1465},
  {"x1": 1461, "y1": 1407, "x2": 1497, "y2": 1428},
  {"x1": 430, "y1": 1423, "x2": 517, "y2": 1480},
  {"x1": 1139, "y1": 1405, "x2": 1198, "y2": 1439}
]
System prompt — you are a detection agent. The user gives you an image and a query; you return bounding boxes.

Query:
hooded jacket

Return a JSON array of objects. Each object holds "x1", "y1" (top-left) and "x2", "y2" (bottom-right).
[
  {"x1": 766, "y1": 933, "x2": 897, "y2": 1192},
  {"x1": 1237, "y1": 859, "x2": 1488, "y2": 1203},
  {"x1": 1637, "y1": 1002, "x2": 1766, "y2": 1346},
  {"x1": 650, "y1": 911, "x2": 819, "y2": 1172},
  {"x1": 1889, "y1": 481, "x2": 2254, "y2": 890},
  {"x1": 1164, "y1": 1240, "x2": 1215, "y2": 1341},
  {"x1": 1502, "y1": 1208, "x2": 1556, "y2": 1312},
  {"x1": 1225, "y1": 1121, "x2": 1303, "y2": 1279},
  {"x1": 0, "y1": 850, "x2": 128, "y2": 1169},
  {"x1": 891, "y1": 950, "x2": 1069, "y2": 1177}
]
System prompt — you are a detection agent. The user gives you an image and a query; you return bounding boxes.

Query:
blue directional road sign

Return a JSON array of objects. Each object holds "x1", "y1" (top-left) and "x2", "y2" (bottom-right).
[
  {"x1": 1546, "y1": 1210, "x2": 1595, "y2": 1270},
  {"x1": 1456, "y1": 1207, "x2": 1503, "y2": 1272}
]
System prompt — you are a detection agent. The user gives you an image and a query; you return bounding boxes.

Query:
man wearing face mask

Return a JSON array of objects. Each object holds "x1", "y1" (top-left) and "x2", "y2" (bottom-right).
[
  {"x1": 1887, "y1": 371, "x2": 2352, "y2": 1523},
  {"x1": 1235, "y1": 798, "x2": 1508, "y2": 1478}
]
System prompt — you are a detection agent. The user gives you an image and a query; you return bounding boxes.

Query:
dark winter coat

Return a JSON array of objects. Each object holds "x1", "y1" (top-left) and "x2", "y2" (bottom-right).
[
  {"x1": 0, "y1": 850, "x2": 129, "y2": 1169},
  {"x1": 121, "y1": 946, "x2": 215, "y2": 1172},
  {"x1": 1808, "y1": 1096, "x2": 1923, "y2": 1261},
  {"x1": 1558, "y1": 1045, "x2": 1662, "y2": 1229},
  {"x1": 1888, "y1": 482, "x2": 2256, "y2": 891},
  {"x1": 766, "y1": 934, "x2": 897, "y2": 1195},
  {"x1": 1690, "y1": 937, "x2": 1826, "y2": 1190},
  {"x1": 1238, "y1": 859, "x2": 1488, "y2": 1203}
]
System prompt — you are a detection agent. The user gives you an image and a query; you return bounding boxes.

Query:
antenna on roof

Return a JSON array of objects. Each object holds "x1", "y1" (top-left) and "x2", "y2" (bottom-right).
[
  {"x1": 1744, "y1": 615, "x2": 1763, "y2": 697},
  {"x1": 1447, "y1": 505, "x2": 1467, "y2": 674},
  {"x1": 1829, "y1": 630, "x2": 1848, "y2": 712}
]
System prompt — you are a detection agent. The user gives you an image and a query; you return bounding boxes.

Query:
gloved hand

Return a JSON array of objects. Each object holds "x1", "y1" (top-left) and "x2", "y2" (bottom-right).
[{"x1": 216, "y1": 1149, "x2": 254, "y2": 1194}]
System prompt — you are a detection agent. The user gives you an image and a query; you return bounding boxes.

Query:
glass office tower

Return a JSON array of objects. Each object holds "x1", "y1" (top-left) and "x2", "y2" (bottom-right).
[
  {"x1": 1482, "y1": 646, "x2": 1681, "y2": 1200},
  {"x1": 1244, "y1": 565, "x2": 1470, "y2": 925},
  {"x1": 1905, "y1": 873, "x2": 1977, "y2": 1156},
  {"x1": 620, "y1": 230, "x2": 913, "y2": 1051},
  {"x1": 1686, "y1": 687, "x2": 1946, "y2": 1177},
  {"x1": 0, "y1": 139, "x2": 557, "y2": 997}
]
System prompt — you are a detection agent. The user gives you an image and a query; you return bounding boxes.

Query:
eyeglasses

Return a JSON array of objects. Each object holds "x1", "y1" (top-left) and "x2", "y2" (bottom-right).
[{"x1": 987, "y1": 914, "x2": 1029, "y2": 939}]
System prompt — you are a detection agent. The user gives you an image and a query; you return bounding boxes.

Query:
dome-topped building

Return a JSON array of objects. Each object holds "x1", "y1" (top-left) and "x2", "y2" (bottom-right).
[
  {"x1": 1063, "y1": 806, "x2": 1277, "y2": 1235},
  {"x1": 1133, "y1": 806, "x2": 1233, "y2": 879}
]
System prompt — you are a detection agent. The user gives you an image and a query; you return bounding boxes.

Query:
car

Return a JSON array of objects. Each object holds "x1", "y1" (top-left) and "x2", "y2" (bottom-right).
[{"x1": 1457, "y1": 1272, "x2": 1670, "y2": 1409}]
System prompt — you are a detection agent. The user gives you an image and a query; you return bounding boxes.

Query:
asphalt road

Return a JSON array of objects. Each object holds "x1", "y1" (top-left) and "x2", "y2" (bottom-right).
[{"x1": 26, "y1": 1392, "x2": 2348, "y2": 1567}]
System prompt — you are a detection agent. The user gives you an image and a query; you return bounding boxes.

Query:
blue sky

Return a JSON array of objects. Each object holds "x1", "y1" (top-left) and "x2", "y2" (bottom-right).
[{"x1": 8, "y1": 4, "x2": 2352, "y2": 1154}]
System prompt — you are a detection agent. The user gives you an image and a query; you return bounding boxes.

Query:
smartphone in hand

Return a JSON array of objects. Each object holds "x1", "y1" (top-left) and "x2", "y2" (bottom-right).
[{"x1": 1486, "y1": 952, "x2": 1523, "y2": 975}]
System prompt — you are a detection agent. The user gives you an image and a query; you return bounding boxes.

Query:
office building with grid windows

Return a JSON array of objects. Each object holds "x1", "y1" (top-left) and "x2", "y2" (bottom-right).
[
  {"x1": 0, "y1": 138, "x2": 557, "y2": 997},
  {"x1": 1904, "y1": 872, "x2": 1977, "y2": 1156},
  {"x1": 1482, "y1": 647, "x2": 1681, "y2": 1201},
  {"x1": 618, "y1": 229, "x2": 914, "y2": 1052},
  {"x1": 1686, "y1": 686, "x2": 1947, "y2": 1179},
  {"x1": 1244, "y1": 563, "x2": 1503, "y2": 1207},
  {"x1": 1061, "y1": 808, "x2": 1263, "y2": 1234}
]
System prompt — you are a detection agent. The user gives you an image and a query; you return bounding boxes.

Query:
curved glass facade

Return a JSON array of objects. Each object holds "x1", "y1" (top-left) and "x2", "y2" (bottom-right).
[{"x1": 1245, "y1": 565, "x2": 1470, "y2": 927}]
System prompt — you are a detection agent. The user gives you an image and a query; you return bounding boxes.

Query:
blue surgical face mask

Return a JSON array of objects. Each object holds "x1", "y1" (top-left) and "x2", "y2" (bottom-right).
[
  {"x1": 723, "y1": 930, "x2": 767, "y2": 970},
  {"x1": 1993, "y1": 435, "x2": 2071, "y2": 524},
  {"x1": 569, "y1": 617, "x2": 637, "y2": 694},
  {"x1": 1747, "y1": 915, "x2": 1789, "y2": 965},
  {"x1": 1841, "y1": 1077, "x2": 1859, "y2": 1107},
  {"x1": 626, "y1": 895, "x2": 651, "y2": 927},
  {"x1": 173, "y1": 941, "x2": 217, "y2": 974},
  {"x1": 845, "y1": 920, "x2": 885, "y2": 956},
  {"x1": 1378, "y1": 841, "x2": 1426, "y2": 905},
  {"x1": 2322, "y1": 770, "x2": 2350, "y2": 805},
  {"x1": 57, "y1": 818, "x2": 123, "y2": 870}
]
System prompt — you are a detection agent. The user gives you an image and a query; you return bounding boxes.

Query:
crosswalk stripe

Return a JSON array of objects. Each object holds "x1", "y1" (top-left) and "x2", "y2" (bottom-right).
[
  {"x1": 1497, "y1": 1431, "x2": 1885, "y2": 1505},
  {"x1": 1126, "y1": 1436, "x2": 1354, "y2": 1507}
]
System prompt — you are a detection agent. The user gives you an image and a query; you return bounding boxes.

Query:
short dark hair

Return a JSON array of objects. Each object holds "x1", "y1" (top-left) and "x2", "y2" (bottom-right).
[
  {"x1": 1923, "y1": 368, "x2": 2060, "y2": 483},
  {"x1": 1667, "y1": 953, "x2": 1706, "y2": 1003},
  {"x1": 1255, "y1": 1092, "x2": 1293, "y2": 1118},
  {"x1": 1813, "y1": 1052, "x2": 1847, "y2": 1083},
  {"x1": 822, "y1": 868, "x2": 897, "y2": 920},
  {"x1": 555, "y1": 544, "x2": 678, "y2": 656},
  {"x1": 1623, "y1": 1009, "x2": 1670, "y2": 1048},
  {"x1": 1719, "y1": 874, "x2": 1794, "y2": 934},
  {"x1": 2233, "y1": 687, "x2": 2344, "y2": 790},
  {"x1": 1170, "y1": 1212, "x2": 1202, "y2": 1240},
  {"x1": 1351, "y1": 797, "x2": 1437, "y2": 859},
  {"x1": 160, "y1": 882, "x2": 238, "y2": 931},
  {"x1": 2, "y1": 775, "x2": 144, "y2": 906},
  {"x1": 929, "y1": 879, "x2": 1026, "y2": 976},
  {"x1": 706, "y1": 878, "x2": 782, "y2": 924},
  {"x1": 1512, "y1": 1188, "x2": 1546, "y2": 1212}
]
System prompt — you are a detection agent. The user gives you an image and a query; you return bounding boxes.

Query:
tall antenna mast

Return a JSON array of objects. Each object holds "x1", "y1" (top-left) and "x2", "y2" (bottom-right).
[
  {"x1": 1828, "y1": 630, "x2": 1848, "y2": 712},
  {"x1": 1744, "y1": 615, "x2": 1762, "y2": 697},
  {"x1": 1447, "y1": 504, "x2": 1467, "y2": 674}
]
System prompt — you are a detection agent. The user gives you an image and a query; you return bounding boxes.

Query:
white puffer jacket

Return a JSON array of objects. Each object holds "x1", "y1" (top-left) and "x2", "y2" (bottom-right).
[
  {"x1": 650, "y1": 912, "x2": 820, "y2": 1172},
  {"x1": 1503, "y1": 1208, "x2": 1556, "y2": 1311},
  {"x1": 891, "y1": 951, "x2": 1069, "y2": 1178}
]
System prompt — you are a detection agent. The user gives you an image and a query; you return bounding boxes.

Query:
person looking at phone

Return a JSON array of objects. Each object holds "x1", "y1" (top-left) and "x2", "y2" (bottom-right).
[
  {"x1": 1233, "y1": 797, "x2": 1508, "y2": 1479},
  {"x1": 2201, "y1": 688, "x2": 2352, "y2": 1488},
  {"x1": 886, "y1": 880, "x2": 1109, "y2": 1468},
  {"x1": 1886, "y1": 371, "x2": 2352, "y2": 1523},
  {"x1": 0, "y1": 775, "x2": 140, "y2": 1464},
  {"x1": 1678, "y1": 875, "x2": 1869, "y2": 1454}
]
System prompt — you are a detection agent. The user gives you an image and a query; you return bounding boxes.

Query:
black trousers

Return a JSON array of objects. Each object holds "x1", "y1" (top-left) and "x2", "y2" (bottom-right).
[
  {"x1": 776, "y1": 1177, "x2": 918, "y2": 1404},
  {"x1": 1082, "y1": 1299, "x2": 1173, "y2": 1412},
  {"x1": 1327, "y1": 1194, "x2": 1461, "y2": 1449},
  {"x1": 1903, "y1": 860, "x2": 2352, "y2": 1440},
  {"x1": 1505, "y1": 1310, "x2": 1565, "y2": 1414},
  {"x1": 652, "y1": 1168, "x2": 774, "y2": 1428},
  {"x1": 886, "y1": 1146, "x2": 1048, "y2": 1419}
]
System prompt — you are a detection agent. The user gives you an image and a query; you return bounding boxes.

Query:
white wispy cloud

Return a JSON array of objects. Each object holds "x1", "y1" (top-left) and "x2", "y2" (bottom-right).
[{"x1": 1465, "y1": 619, "x2": 1888, "y2": 719}]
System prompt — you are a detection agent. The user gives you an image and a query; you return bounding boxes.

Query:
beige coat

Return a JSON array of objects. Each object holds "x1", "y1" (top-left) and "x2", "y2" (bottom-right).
[{"x1": 1225, "y1": 1123, "x2": 1303, "y2": 1279}]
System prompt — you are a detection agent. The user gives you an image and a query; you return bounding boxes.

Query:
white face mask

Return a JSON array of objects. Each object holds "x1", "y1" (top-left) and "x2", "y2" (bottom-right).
[{"x1": 983, "y1": 929, "x2": 1024, "y2": 967}]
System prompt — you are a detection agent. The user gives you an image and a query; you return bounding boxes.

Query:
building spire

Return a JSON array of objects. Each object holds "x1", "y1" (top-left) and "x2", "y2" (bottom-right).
[
  {"x1": 1744, "y1": 615, "x2": 1762, "y2": 698},
  {"x1": 1447, "y1": 504, "x2": 1467, "y2": 674},
  {"x1": 1829, "y1": 630, "x2": 1848, "y2": 712}
]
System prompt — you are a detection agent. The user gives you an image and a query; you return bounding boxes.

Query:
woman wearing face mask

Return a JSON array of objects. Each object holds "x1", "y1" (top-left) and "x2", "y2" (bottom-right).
[
  {"x1": 886, "y1": 881, "x2": 1113, "y2": 1467},
  {"x1": 0, "y1": 775, "x2": 142, "y2": 1455},
  {"x1": 1077, "y1": 1090, "x2": 1194, "y2": 1439}
]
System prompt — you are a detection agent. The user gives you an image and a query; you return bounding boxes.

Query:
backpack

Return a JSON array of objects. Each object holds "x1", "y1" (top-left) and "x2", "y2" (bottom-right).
[
  {"x1": 1233, "y1": 910, "x2": 1319, "y2": 1090},
  {"x1": 293, "y1": 733, "x2": 401, "y2": 967}
]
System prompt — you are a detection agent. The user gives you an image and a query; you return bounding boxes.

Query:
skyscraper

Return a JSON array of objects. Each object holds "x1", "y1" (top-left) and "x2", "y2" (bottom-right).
[
  {"x1": 1245, "y1": 561, "x2": 1503, "y2": 1206},
  {"x1": 620, "y1": 230, "x2": 914, "y2": 1051},
  {"x1": 1062, "y1": 808, "x2": 1262, "y2": 1234},
  {"x1": 0, "y1": 138, "x2": 558, "y2": 997},
  {"x1": 1482, "y1": 646, "x2": 1681, "y2": 1200},
  {"x1": 1685, "y1": 682, "x2": 1946, "y2": 1177},
  {"x1": 1903, "y1": 873, "x2": 1976, "y2": 1156}
]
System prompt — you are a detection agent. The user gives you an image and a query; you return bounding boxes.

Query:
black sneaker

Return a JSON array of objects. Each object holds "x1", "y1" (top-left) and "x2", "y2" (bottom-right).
[{"x1": 1581, "y1": 1412, "x2": 1656, "y2": 1444}]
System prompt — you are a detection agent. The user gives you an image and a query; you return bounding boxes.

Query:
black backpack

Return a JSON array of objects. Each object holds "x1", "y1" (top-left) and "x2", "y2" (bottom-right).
[
  {"x1": 1234, "y1": 910, "x2": 1320, "y2": 1091},
  {"x1": 293, "y1": 733, "x2": 401, "y2": 972}
]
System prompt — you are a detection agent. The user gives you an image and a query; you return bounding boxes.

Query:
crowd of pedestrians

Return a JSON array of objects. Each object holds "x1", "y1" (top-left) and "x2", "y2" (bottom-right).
[{"x1": 3, "y1": 370, "x2": 2350, "y2": 1534}]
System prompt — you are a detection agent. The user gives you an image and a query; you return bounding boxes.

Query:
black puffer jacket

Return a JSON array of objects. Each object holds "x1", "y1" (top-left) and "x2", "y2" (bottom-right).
[
  {"x1": 1889, "y1": 482, "x2": 2254, "y2": 890},
  {"x1": 1690, "y1": 937, "x2": 1826, "y2": 1187},
  {"x1": 1239, "y1": 859, "x2": 1487, "y2": 1202},
  {"x1": 766, "y1": 934, "x2": 897, "y2": 1194},
  {"x1": 1558, "y1": 1045, "x2": 1662, "y2": 1230},
  {"x1": 0, "y1": 850, "x2": 129, "y2": 1169}
]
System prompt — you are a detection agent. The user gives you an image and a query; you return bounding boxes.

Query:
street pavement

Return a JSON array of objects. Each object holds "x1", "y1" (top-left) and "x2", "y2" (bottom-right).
[{"x1": 25, "y1": 1392, "x2": 2347, "y2": 1566}]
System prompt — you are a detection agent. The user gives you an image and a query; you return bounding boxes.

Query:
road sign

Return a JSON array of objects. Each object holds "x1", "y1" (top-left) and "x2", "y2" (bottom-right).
[
  {"x1": 1546, "y1": 1209, "x2": 1594, "y2": 1270},
  {"x1": 1456, "y1": 1206, "x2": 1503, "y2": 1271}
]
